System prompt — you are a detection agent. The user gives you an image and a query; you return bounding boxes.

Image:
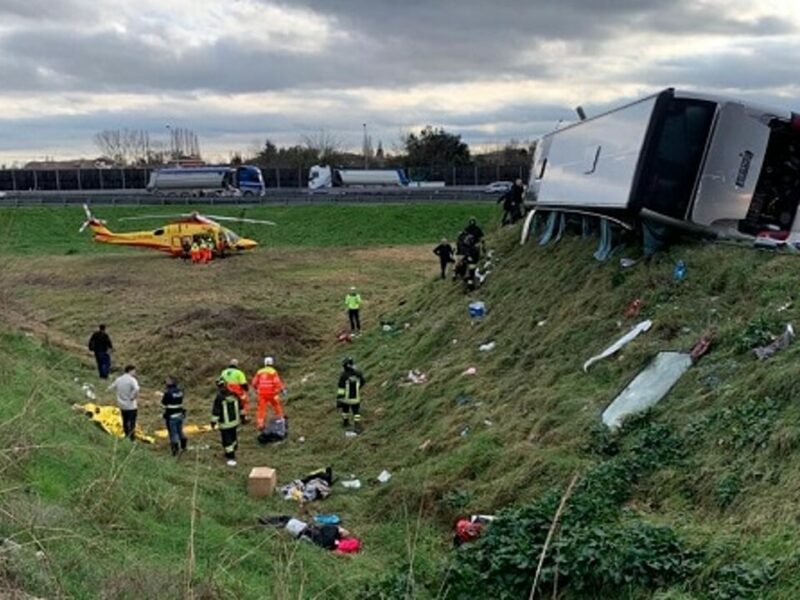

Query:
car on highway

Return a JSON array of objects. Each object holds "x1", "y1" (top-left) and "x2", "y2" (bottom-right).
[{"x1": 484, "y1": 181, "x2": 513, "y2": 194}]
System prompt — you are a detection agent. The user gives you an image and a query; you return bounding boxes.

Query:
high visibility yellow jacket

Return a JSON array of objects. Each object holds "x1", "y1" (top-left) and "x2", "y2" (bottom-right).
[{"x1": 345, "y1": 293, "x2": 362, "y2": 310}]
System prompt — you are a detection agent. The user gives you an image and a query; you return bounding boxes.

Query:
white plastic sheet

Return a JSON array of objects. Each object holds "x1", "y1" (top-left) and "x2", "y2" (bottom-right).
[
  {"x1": 583, "y1": 319, "x2": 653, "y2": 372},
  {"x1": 602, "y1": 351, "x2": 692, "y2": 430}
]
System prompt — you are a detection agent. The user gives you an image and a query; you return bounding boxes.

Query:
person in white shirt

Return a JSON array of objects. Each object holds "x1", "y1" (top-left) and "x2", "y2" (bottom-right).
[{"x1": 107, "y1": 365, "x2": 140, "y2": 440}]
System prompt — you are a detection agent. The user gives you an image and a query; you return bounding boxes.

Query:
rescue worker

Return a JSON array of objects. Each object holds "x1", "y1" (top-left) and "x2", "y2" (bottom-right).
[
  {"x1": 433, "y1": 238, "x2": 455, "y2": 280},
  {"x1": 498, "y1": 179, "x2": 525, "y2": 225},
  {"x1": 344, "y1": 287, "x2": 362, "y2": 335},
  {"x1": 202, "y1": 238, "x2": 213, "y2": 263},
  {"x1": 190, "y1": 240, "x2": 201, "y2": 264},
  {"x1": 107, "y1": 364, "x2": 139, "y2": 440},
  {"x1": 211, "y1": 378, "x2": 240, "y2": 467},
  {"x1": 336, "y1": 357, "x2": 366, "y2": 433},
  {"x1": 251, "y1": 356, "x2": 286, "y2": 431},
  {"x1": 181, "y1": 238, "x2": 192, "y2": 262},
  {"x1": 464, "y1": 241, "x2": 481, "y2": 291},
  {"x1": 220, "y1": 359, "x2": 250, "y2": 423},
  {"x1": 161, "y1": 376, "x2": 187, "y2": 456},
  {"x1": 88, "y1": 323, "x2": 113, "y2": 379},
  {"x1": 464, "y1": 218, "x2": 484, "y2": 244}
]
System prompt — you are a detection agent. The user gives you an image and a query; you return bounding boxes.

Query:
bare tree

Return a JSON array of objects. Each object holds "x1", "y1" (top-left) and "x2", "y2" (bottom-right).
[
  {"x1": 93, "y1": 129, "x2": 152, "y2": 165},
  {"x1": 301, "y1": 129, "x2": 343, "y2": 163}
]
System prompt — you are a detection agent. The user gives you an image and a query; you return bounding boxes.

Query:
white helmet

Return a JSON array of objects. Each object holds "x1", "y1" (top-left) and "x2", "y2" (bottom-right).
[{"x1": 264, "y1": 356, "x2": 274, "y2": 366}]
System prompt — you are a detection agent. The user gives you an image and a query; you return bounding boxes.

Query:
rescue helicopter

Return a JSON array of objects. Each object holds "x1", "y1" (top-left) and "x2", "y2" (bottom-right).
[{"x1": 78, "y1": 204, "x2": 275, "y2": 257}]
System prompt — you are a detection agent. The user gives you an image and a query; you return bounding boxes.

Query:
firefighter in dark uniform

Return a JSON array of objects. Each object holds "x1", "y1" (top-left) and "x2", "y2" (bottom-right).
[
  {"x1": 211, "y1": 378, "x2": 241, "y2": 467},
  {"x1": 336, "y1": 357, "x2": 366, "y2": 434}
]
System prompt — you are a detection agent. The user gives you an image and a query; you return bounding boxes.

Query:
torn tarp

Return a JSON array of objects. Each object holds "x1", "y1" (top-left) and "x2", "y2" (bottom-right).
[
  {"x1": 583, "y1": 320, "x2": 653, "y2": 372},
  {"x1": 602, "y1": 352, "x2": 692, "y2": 430}
]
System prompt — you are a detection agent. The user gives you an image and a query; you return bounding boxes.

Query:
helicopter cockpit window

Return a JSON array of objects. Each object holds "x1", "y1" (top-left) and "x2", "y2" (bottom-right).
[
  {"x1": 224, "y1": 229, "x2": 240, "y2": 244},
  {"x1": 153, "y1": 228, "x2": 165, "y2": 236}
]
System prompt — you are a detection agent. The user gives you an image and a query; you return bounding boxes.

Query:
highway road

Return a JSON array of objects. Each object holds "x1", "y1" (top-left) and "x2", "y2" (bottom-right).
[{"x1": 0, "y1": 186, "x2": 497, "y2": 206}]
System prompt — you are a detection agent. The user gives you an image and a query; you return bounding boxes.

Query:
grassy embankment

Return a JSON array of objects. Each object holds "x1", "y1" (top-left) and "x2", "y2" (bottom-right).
[{"x1": 3, "y1": 202, "x2": 800, "y2": 598}]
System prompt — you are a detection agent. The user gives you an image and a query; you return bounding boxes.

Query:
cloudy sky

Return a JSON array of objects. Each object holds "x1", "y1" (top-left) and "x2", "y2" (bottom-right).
[{"x1": 1, "y1": 0, "x2": 799, "y2": 164}]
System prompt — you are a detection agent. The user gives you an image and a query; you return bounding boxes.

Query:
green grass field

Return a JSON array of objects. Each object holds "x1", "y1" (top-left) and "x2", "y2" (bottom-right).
[
  {"x1": 0, "y1": 203, "x2": 496, "y2": 255},
  {"x1": 3, "y1": 203, "x2": 800, "y2": 598}
]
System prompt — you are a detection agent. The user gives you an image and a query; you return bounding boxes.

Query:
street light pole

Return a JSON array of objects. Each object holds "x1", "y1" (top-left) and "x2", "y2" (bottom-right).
[{"x1": 363, "y1": 123, "x2": 368, "y2": 169}]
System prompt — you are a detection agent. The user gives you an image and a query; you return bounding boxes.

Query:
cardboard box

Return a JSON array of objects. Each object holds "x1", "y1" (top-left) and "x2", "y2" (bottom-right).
[{"x1": 248, "y1": 467, "x2": 277, "y2": 498}]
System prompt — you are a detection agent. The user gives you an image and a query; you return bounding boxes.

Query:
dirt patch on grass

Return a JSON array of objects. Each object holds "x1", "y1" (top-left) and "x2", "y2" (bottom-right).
[
  {"x1": 163, "y1": 306, "x2": 317, "y2": 354},
  {"x1": 135, "y1": 306, "x2": 321, "y2": 387}
]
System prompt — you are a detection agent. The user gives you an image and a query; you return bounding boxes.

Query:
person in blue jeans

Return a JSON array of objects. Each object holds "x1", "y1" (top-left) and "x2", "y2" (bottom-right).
[
  {"x1": 88, "y1": 324, "x2": 113, "y2": 379},
  {"x1": 161, "y1": 376, "x2": 187, "y2": 456}
]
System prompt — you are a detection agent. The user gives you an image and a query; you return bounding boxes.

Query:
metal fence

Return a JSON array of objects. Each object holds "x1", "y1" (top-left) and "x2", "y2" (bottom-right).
[{"x1": 0, "y1": 164, "x2": 530, "y2": 192}]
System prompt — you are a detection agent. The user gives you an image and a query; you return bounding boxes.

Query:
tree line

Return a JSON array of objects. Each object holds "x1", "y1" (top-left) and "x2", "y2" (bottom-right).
[{"x1": 91, "y1": 126, "x2": 534, "y2": 168}]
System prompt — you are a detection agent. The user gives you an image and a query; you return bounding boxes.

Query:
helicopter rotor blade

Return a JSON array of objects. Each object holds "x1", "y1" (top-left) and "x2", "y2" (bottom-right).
[
  {"x1": 117, "y1": 214, "x2": 192, "y2": 222},
  {"x1": 203, "y1": 214, "x2": 277, "y2": 226}
]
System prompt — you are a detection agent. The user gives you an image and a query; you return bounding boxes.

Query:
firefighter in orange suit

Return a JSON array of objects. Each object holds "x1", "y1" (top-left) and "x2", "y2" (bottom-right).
[
  {"x1": 251, "y1": 356, "x2": 286, "y2": 430},
  {"x1": 220, "y1": 359, "x2": 250, "y2": 423}
]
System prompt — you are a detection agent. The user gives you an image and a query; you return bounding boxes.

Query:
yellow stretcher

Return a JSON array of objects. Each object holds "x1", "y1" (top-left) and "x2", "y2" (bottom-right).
[
  {"x1": 76, "y1": 403, "x2": 156, "y2": 444},
  {"x1": 154, "y1": 423, "x2": 214, "y2": 439}
]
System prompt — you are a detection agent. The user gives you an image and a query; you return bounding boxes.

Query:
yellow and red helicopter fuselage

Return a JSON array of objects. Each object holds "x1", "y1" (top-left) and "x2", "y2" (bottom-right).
[{"x1": 82, "y1": 210, "x2": 259, "y2": 257}]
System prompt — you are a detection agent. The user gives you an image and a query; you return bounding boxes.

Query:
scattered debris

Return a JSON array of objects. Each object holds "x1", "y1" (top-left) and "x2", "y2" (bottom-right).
[
  {"x1": 453, "y1": 515, "x2": 496, "y2": 547},
  {"x1": 298, "y1": 436, "x2": 306, "y2": 443},
  {"x1": 624, "y1": 298, "x2": 642, "y2": 319},
  {"x1": 257, "y1": 417, "x2": 288, "y2": 445},
  {"x1": 602, "y1": 352, "x2": 693, "y2": 430},
  {"x1": 314, "y1": 514, "x2": 341, "y2": 525},
  {"x1": 74, "y1": 403, "x2": 155, "y2": 443},
  {"x1": 341, "y1": 479, "x2": 362, "y2": 489},
  {"x1": 462, "y1": 367, "x2": 477, "y2": 376},
  {"x1": 478, "y1": 341, "x2": 496, "y2": 352},
  {"x1": 673, "y1": 260, "x2": 687, "y2": 282},
  {"x1": 404, "y1": 370, "x2": 428, "y2": 385},
  {"x1": 337, "y1": 331, "x2": 353, "y2": 344},
  {"x1": 690, "y1": 333, "x2": 713, "y2": 361},
  {"x1": 619, "y1": 257, "x2": 638, "y2": 268},
  {"x1": 754, "y1": 324, "x2": 794, "y2": 360},
  {"x1": 377, "y1": 470, "x2": 392, "y2": 483},
  {"x1": 345, "y1": 431, "x2": 359, "y2": 438},
  {"x1": 460, "y1": 426, "x2": 470, "y2": 437},
  {"x1": 583, "y1": 319, "x2": 653, "y2": 372},
  {"x1": 80, "y1": 382, "x2": 96, "y2": 400},
  {"x1": 452, "y1": 338, "x2": 459, "y2": 345},
  {"x1": 300, "y1": 373, "x2": 315, "y2": 384},
  {"x1": 483, "y1": 419, "x2": 493, "y2": 427},
  {"x1": 418, "y1": 438, "x2": 432, "y2": 451},
  {"x1": 537, "y1": 320, "x2": 547, "y2": 327},
  {"x1": 404, "y1": 322, "x2": 411, "y2": 329},
  {"x1": 778, "y1": 302, "x2": 793, "y2": 312},
  {"x1": 280, "y1": 468, "x2": 333, "y2": 503},
  {"x1": 468, "y1": 301, "x2": 486, "y2": 321}
]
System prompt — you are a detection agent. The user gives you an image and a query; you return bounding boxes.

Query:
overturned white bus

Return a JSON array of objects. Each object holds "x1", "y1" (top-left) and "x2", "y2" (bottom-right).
[{"x1": 525, "y1": 87, "x2": 800, "y2": 253}]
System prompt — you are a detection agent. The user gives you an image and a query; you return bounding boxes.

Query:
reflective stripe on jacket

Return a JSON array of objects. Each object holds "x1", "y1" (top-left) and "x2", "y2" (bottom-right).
[
  {"x1": 211, "y1": 389, "x2": 240, "y2": 429},
  {"x1": 337, "y1": 367, "x2": 365, "y2": 405},
  {"x1": 252, "y1": 367, "x2": 284, "y2": 399}
]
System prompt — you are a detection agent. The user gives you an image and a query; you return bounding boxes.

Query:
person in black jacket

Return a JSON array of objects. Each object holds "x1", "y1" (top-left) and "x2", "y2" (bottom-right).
[
  {"x1": 336, "y1": 357, "x2": 366, "y2": 434},
  {"x1": 211, "y1": 378, "x2": 241, "y2": 467},
  {"x1": 433, "y1": 238, "x2": 454, "y2": 279},
  {"x1": 463, "y1": 218, "x2": 484, "y2": 244},
  {"x1": 162, "y1": 376, "x2": 187, "y2": 456},
  {"x1": 88, "y1": 324, "x2": 113, "y2": 379}
]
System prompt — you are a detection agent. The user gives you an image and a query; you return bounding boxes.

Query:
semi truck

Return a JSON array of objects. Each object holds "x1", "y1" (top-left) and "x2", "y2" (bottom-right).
[
  {"x1": 147, "y1": 165, "x2": 265, "y2": 196},
  {"x1": 308, "y1": 165, "x2": 409, "y2": 189},
  {"x1": 526, "y1": 87, "x2": 800, "y2": 247}
]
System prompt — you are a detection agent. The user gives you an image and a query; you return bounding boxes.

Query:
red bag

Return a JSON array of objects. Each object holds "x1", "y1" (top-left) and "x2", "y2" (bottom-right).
[{"x1": 334, "y1": 537, "x2": 361, "y2": 554}]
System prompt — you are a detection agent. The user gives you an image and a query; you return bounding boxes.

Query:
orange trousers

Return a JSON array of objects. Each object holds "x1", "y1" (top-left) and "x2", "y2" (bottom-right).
[
  {"x1": 256, "y1": 394, "x2": 284, "y2": 429},
  {"x1": 191, "y1": 250, "x2": 201, "y2": 263}
]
